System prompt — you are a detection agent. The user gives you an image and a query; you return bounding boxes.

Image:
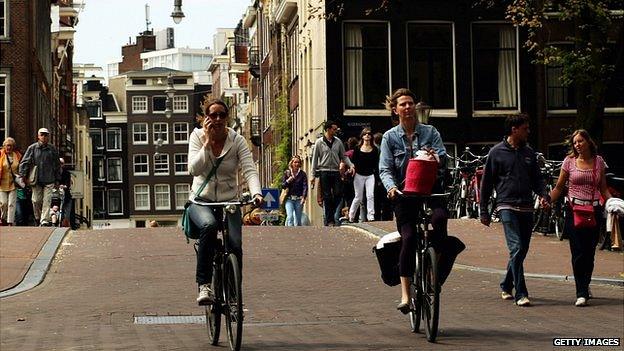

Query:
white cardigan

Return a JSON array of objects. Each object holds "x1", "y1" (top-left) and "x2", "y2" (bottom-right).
[{"x1": 188, "y1": 127, "x2": 262, "y2": 201}]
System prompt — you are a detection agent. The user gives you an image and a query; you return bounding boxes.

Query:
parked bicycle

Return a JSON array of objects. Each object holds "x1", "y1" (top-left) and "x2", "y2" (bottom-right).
[
  {"x1": 193, "y1": 193, "x2": 253, "y2": 351},
  {"x1": 447, "y1": 147, "x2": 490, "y2": 220},
  {"x1": 532, "y1": 156, "x2": 566, "y2": 240}
]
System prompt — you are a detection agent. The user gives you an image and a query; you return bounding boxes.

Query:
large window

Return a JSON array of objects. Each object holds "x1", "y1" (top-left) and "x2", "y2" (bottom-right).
[
  {"x1": 108, "y1": 189, "x2": 123, "y2": 215},
  {"x1": 90, "y1": 128, "x2": 103, "y2": 149},
  {"x1": 173, "y1": 95, "x2": 188, "y2": 112},
  {"x1": 132, "y1": 96, "x2": 148, "y2": 113},
  {"x1": 408, "y1": 23, "x2": 455, "y2": 110},
  {"x1": 0, "y1": 74, "x2": 7, "y2": 142},
  {"x1": 106, "y1": 128, "x2": 122, "y2": 151},
  {"x1": 132, "y1": 123, "x2": 148, "y2": 144},
  {"x1": 134, "y1": 184, "x2": 150, "y2": 210},
  {"x1": 174, "y1": 153, "x2": 188, "y2": 174},
  {"x1": 154, "y1": 154, "x2": 170, "y2": 175},
  {"x1": 175, "y1": 184, "x2": 190, "y2": 209},
  {"x1": 154, "y1": 184, "x2": 171, "y2": 210},
  {"x1": 153, "y1": 96, "x2": 167, "y2": 113},
  {"x1": 93, "y1": 189, "x2": 105, "y2": 218},
  {"x1": 343, "y1": 22, "x2": 389, "y2": 109},
  {"x1": 153, "y1": 123, "x2": 169, "y2": 144},
  {"x1": 173, "y1": 122, "x2": 189, "y2": 143},
  {"x1": 472, "y1": 23, "x2": 518, "y2": 111},
  {"x1": 107, "y1": 158, "x2": 122, "y2": 182},
  {"x1": 85, "y1": 100, "x2": 102, "y2": 119},
  {"x1": 133, "y1": 154, "x2": 149, "y2": 175},
  {"x1": 1, "y1": 1, "x2": 7, "y2": 38},
  {"x1": 95, "y1": 157, "x2": 105, "y2": 181}
]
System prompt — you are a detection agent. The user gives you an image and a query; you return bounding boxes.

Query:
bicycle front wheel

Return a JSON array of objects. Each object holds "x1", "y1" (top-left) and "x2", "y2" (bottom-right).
[
  {"x1": 409, "y1": 259, "x2": 422, "y2": 333},
  {"x1": 422, "y1": 247, "x2": 440, "y2": 342},
  {"x1": 224, "y1": 254, "x2": 243, "y2": 351},
  {"x1": 206, "y1": 266, "x2": 221, "y2": 345}
]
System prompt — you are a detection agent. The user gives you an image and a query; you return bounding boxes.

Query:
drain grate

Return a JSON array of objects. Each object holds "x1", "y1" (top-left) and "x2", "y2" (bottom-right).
[{"x1": 135, "y1": 315, "x2": 206, "y2": 325}]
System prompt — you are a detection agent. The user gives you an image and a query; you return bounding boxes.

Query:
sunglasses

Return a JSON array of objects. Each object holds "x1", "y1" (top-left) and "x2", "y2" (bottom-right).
[{"x1": 208, "y1": 112, "x2": 228, "y2": 119}]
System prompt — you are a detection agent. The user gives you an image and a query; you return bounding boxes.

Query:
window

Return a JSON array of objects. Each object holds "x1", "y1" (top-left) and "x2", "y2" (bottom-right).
[
  {"x1": 134, "y1": 184, "x2": 150, "y2": 210},
  {"x1": 343, "y1": 22, "x2": 389, "y2": 109},
  {"x1": 85, "y1": 100, "x2": 102, "y2": 119},
  {"x1": 408, "y1": 23, "x2": 455, "y2": 110},
  {"x1": 133, "y1": 154, "x2": 149, "y2": 175},
  {"x1": 90, "y1": 128, "x2": 103, "y2": 149},
  {"x1": 107, "y1": 158, "x2": 122, "y2": 182},
  {"x1": 175, "y1": 184, "x2": 190, "y2": 209},
  {"x1": 95, "y1": 157, "x2": 105, "y2": 181},
  {"x1": 173, "y1": 78, "x2": 187, "y2": 85},
  {"x1": 0, "y1": 74, "x2": 7, "y2": 142},
  {"x1": 93, "y1": 189, "x2": 105, "y2": 218},
  {"x1": 106, "y1": 128, "x2": 122, "y2": 151},
  {"x1": 173, "y1": 122, "x2": 189, "y2": 143},
  {"x1": 153, "y1": 96, "x2": 167, "y2": 113},
  {"x1": 173, "y1": 95, "x2": 188, "y2": 112},
  {"x1": 132, "y1": 79, "x2": 147, "y2": 85},
  {"x1": 472, "y1": 23, "x2": 518, "y2": 111},
  {"x1": 154, "y1": 184, "x2": 171, "y2": 210},
  {"x1": 153, "y1": 123, "x2": 169, "y2": 144},
  {"x1": 0, "y1": 1, "x2": 7, "y2": 38},
  {"x1": 132, "y1": 96, "x2": 148, "y2": 113},
  {"x1": 154, "y1": 154, "x2": 169, "y2": 175},
  {"x1": 174, "y1": 153, "x2": 188, "y2": 174},
  {"x1": 108, "y1": 189, "x2": 123, "y2": 214},
  {"x1": 132, "y1": 123, "x2": 148, "y2": 144}
]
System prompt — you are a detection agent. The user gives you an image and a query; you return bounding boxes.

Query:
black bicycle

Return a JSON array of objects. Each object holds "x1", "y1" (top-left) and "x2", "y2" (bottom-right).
[
  {"x1": 401, "y1": 192, "x2": 448, "y2": 342},
  {"x1": 194, "y1": 194, "x2": 252, "y2": 351}
]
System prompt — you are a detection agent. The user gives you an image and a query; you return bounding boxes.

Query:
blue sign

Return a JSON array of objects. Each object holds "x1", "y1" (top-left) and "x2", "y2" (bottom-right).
[{"x1": 261, "y1": 188, "x2": 280, "y2": 210}]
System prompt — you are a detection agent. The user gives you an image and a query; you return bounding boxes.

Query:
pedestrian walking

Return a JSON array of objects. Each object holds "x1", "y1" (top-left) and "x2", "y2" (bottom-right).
[
  {"x1": 379, "y1": 88, "x2": 464, "y2": 313},
  {"x1": 479, "y1": 114, "x2": 550, "y2": 307},
  {"x1": 281, "y1": 155, "x2": 308, "y2": 226},
  {"x1": 373, "y1": 132, "x2": 393, "y2": 221},
  {"x1": 59, "y1": 158, "x2": 74, "y2": 227},
  {"x1": 348, "y1": 128, "x2": 379, "y2": 222},
  {"x1": 0, "y1": 137, "x2": 22, "y2": 226},
  {"x1": 310, "y1": 120, "x2": 354, "y2": 226},
  {"x1": 18, "y1": 128, "x2": 61, "y2": 226},
  {"x1": 340, "y1": 137, "x2": 358, "y2": 221},
  {"x1": 549, "y1": 129, "x2": 612, "y2": 307}
]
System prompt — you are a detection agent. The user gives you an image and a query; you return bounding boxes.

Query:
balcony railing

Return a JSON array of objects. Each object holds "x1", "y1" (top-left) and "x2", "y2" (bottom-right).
[{"x1": 249, "y1": 46, "x2": 260, "y2": 78}]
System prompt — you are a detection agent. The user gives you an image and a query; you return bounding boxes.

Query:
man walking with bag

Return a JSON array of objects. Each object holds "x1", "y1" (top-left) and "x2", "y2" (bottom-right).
[{"x1": 19, "y1": 128, "x2": 61, "y2": 226}]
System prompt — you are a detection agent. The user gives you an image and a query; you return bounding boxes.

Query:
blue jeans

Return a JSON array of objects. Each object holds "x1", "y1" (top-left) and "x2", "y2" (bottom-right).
[
  {"x1": 499, "y1": 210, "x2": 533, "y2": 301},
  {"x1": 285, "y1": 197, "x2": 303, "y2": 226},
  {"x1": 187, "y1": 203, "x2": 242, "y2": 285}
]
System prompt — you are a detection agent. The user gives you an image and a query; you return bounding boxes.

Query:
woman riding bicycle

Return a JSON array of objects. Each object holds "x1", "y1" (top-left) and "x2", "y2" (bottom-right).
[
  {"x1": 187, "y1": 99, "x2": 263, "y2": 305},
  {"x1": 379, "y1": 88, "x2": 465, "y2": 314}
]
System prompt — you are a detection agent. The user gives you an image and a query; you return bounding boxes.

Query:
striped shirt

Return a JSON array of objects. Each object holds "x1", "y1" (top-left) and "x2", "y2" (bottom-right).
[{"x1": 562, "y1": 155, "x2": 606, "y2": 201}]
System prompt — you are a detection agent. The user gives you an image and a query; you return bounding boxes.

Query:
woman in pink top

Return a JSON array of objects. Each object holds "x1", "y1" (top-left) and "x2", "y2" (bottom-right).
[{"x1": 550, "y1": 129, "x2": 612, "y2": 307}]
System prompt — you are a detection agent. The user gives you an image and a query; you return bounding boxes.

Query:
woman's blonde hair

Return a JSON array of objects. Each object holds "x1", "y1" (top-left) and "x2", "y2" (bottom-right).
[
  {"x1": 3, "y1": 137, "x2": 16, "y2": 147},
  {"x1": 288, "y1": 155, "x2": 302, "y2": 169}
]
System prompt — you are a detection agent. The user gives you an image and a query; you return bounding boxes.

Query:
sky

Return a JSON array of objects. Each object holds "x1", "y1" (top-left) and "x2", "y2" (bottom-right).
[{"x1": 74, "y1": 0, "x2": 251, "y2": 72}]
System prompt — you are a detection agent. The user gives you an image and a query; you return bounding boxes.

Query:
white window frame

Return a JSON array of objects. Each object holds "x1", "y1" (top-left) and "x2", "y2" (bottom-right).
[
  {"x1": 173, "y1": 95, "x2": 189, "y2": 113},
  {"x1": 134, "y1": 184, "x2": 150, "y2": 210},
  {"x1": 174, "y1": 153, "x2": 188, "y2": 175},
  {"x1": 175, "y1": 184, "x2": 190, "y2": 210},
  {"x1": 106, "y1": 127, "x2": 122, "y2": 151},
  {"x1": 85, "y1": 100, "x2": 102, "y2": 120},
  {"x1": 470, "y1": 22, "x2": 521, "y2": 117},
  {"x1": 173, "y1": 122, "x2": 189, "y2": 144},
  {"x1": 90, "y1": 128, "x2": 104, "y2": 150},
  {"x1": 133, "y1": 154, "x2": 149, "y2": 176},
  {"x1": 154, "y1": 184, "x2": 171, "y2": 210},
  {"x1": 152, "y1": 95, "x2": 167, "y2": 114},
  {"x1": 0, "y1": 72, "x2": 8, "y2": 141},
  {"x1": 132, "y1": 123, "x2": 149, "y2": 145},
  {"x1": 132, "y1": 96, "x2": 148, "y2": 113},
  {"x1": 153, "y1": 122, "x2": 169, "y2": 145},
  {"x1": 107, "y1": 158, "x2": 123, "y2": 183},
  {"x1": 0, "y1": 1, "x2": 8, "y2": 39},
  {"x1": 107, "y1": 189, "x2": 124, "y2": 215},
  {"x1": 95, "y1": 157, "x2": 105, "y2": 181},
  {"x1": 153, "y1": 153, "x2": 170, "y2": 175}
]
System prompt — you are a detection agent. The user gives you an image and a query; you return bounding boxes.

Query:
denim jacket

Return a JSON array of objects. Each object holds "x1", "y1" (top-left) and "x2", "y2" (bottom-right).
[{"x1": 379, "y1": 123, "x2": 446, "y2": 192}]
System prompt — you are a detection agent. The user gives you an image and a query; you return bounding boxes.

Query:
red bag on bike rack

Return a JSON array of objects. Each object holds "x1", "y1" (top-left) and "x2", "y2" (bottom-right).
[{"x1": 372, "y1": 232, "x2": 401, "y2": 286}]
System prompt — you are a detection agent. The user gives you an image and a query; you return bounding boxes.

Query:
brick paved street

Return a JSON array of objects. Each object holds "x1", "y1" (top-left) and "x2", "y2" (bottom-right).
[{"x1": 1, "y1": 225, "x2": 622, "y2": 350}]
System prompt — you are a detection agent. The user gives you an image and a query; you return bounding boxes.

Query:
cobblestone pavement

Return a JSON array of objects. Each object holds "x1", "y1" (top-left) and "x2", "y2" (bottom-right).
[{"x1": 0, "y1": 225, "x2": 622, "y2": 350}]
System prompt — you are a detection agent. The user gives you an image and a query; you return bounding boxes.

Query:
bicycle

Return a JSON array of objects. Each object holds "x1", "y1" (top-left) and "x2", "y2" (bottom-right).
[
  {"x1": 193, "y1": 193, "x2": 253, "y2": 351},
  {"x1": 399, "y1": 191, "x2": 449, "y2": 343}
]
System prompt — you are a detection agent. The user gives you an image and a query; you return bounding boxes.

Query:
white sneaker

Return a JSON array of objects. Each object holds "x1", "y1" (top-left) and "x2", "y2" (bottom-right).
[
  {"x1": 501, "y1": 291, "x2": 514, "y2": 300},
  {"x1": 516, "y1": 297, "x2": 531, "y2": 306},
  {"x1": 575, "y1": 297, "x2": 588, "y2": 307},
  {"x1": 197, "y1": 284, "x2": 214, "y2": 305}
]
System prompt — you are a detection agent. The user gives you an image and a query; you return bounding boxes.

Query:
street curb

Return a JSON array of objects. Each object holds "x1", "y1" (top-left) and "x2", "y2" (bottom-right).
[
  {"x1": 0, "y1": 227, "x2": 70, "y2": 299},
  {"x1": 345, "y1": 222, "x2": 624, "y2": 287}
]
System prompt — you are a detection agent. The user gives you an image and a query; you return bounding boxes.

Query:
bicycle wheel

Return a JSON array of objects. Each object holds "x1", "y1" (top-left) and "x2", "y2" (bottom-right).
[
  {"x1": 422, "y1": 247, "x2": 440, "y2": 342},
  {"x1": 224, "y1": 254, "x2": 243, "y2": 351},
  {"x1": 206, "y1": 265, "x2": 221, "y2": 345},
  {"x1": 409, "y1": 256, "x2": 422, "y2": 333}
]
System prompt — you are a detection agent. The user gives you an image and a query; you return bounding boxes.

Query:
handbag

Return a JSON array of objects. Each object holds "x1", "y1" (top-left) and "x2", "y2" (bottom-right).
[
  {"x1": 279, "y1": 170, "x2": 291, "y2": 205},
  {"x1": 181, "y1": 157, "x2": 223, "y2": 242},
  {"x1": 5, "y1": 155, "x2": 24, "y2": 188},
  {"x1": 571, "y1": 159, "x2": 598, "y2": 229},
  {"x1": 28, "y1": 165, "x2": 38, "y2": 185}
]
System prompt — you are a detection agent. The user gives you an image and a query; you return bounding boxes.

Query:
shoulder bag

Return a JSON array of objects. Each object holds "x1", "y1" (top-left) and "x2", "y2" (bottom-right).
[
  {"x1": 181, "y1": 157, "x2": 223, "y2": 242},
  {"x1": 279, "y1": 170, "x2": 291, "y2": 205}
]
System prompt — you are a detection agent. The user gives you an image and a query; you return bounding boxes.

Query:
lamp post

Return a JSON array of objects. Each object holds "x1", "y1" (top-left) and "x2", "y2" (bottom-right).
[
  {"x1": 165, "y1": 73, "x2": 176, "y2": 119},
  {"x1": 415, "y1": 101, "x2": 432, "y2": 124},
  {"x1": 171, "y1": 0, "x2": 185, "y2": 24}
]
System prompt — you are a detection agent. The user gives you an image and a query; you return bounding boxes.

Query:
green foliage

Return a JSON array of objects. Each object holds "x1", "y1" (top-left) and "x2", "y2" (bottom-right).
[{"x1": 270, "y1": 88, "x2": 292, "y2": 189}]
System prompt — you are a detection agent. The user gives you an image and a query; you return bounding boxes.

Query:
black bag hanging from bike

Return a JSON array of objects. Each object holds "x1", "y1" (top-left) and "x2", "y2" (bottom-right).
[
  {"x1": 372, "y1": 231, "x2": 402, "y2": 286},
  {"x1": 182, "y1": 157, "x2": 223, "y2": 243}
]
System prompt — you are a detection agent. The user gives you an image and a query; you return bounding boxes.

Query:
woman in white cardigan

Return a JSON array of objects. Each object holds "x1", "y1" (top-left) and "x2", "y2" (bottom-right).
[{"x1": 187, "y1": 99, "x2": 263, "y2": 305}]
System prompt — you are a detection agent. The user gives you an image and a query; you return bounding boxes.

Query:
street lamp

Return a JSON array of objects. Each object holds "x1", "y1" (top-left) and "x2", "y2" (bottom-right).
[
  {"x1": 415, "y1": 101, "x2": 432, "y2": 124},
  {"x1": 165, "y1": 73, "x2": 176, "y2": 118},
  {"x1": 171, "y1": 0, "x2": 185, "y2": 24}
]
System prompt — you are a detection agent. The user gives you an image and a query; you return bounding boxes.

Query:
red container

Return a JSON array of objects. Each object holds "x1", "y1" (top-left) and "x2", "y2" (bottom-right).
[{"x1": 403, "y1": 158, "x2": 438, "y2": 195}]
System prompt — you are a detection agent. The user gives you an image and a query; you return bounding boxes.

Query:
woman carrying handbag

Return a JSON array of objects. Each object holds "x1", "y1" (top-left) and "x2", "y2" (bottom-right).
[
  {"x1": 549, "y1": 129, "x2": 612, "y2": 307},
  {"x1": 0, "y1": 137, "x2": 22, "y2": 226}
]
